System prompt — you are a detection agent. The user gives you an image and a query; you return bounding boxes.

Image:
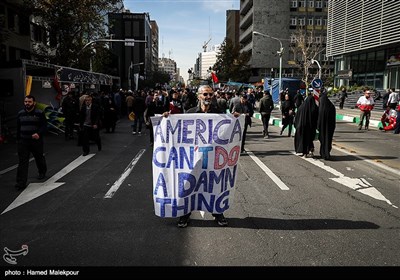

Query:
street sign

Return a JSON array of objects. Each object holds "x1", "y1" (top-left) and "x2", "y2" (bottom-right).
[
  {"x1": 311, "y1": 78, "x2": 323, "y2": 89},
  {"x1": 125, "y1": 39, "x2": 135, "y2": 47}
]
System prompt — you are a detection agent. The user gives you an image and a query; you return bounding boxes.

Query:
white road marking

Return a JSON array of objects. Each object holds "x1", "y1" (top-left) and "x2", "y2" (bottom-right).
[
  {"x1": 293, "y1": 152, "x2": 397, "y2": 208},
  {"x1": 245, "y1": 149, "x2": 290, "y2": 190},
  {"x1": 104, "y1": 149, "x2": 146, "y2": 199},
  {"x1": 332, "y1": 146, "x2": 400, "y2": 178},
  {"x1": 1, "y1": 154, "x2": 95, "y2": 215},
  {"x1": 0, "y1": 158, "x2": 35, "y2": 175}
]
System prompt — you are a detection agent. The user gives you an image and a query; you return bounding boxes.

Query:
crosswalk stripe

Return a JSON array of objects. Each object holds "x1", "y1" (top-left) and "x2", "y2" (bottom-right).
[
  {"x1": 104, "y1": 149, "x2": 146, "y2": 199},
  {"x1": 245, "y1": 149, "x2": 290, "y2": 190}
]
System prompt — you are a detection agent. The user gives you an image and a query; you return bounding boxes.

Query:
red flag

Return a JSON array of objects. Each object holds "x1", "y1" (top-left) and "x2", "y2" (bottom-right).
[{"x1": 211, "y1": 72, "x2": 219, "y2": 83}]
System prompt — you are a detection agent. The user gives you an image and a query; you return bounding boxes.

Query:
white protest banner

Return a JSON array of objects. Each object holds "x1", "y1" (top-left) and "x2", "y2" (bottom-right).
[{"x1": 151, "y1": 114, "x2": 245, "y2": 218}]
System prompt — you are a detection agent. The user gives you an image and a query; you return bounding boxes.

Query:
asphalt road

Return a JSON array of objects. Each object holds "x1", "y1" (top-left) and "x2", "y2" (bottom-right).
[{"x1": 0, "y1": 116, "x2": 399, "y2": 270}]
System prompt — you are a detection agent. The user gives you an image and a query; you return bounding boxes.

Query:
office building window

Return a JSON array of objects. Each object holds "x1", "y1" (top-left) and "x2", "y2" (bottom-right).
[
  {"x1": 299, "y1": 1, "x2": 306, "y2": 7},
  {"x1": 291, "y1": 0, "x2": 298, "y2": 8},
  {"x1": 290, "y1": 17, "x2": 297, "y2": 26},
  {"x1": 316, "y1": 0, "x2": 322, "y2": 8},
  {"x1": 298, "y1": 17, "x2": 306, "y2": 26},
  {"x1": 308, "y1": 0, "x2": 315, "y2": 8},
  {"x1": 315, "y1": 18, "x2": 322, "y2": 25},
  {"x1": 308, "y1": 18, "x2": 314, "y2": 25}
]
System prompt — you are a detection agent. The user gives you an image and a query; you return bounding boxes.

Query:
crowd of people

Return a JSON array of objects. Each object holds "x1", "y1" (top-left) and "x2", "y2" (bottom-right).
[{"x1": 14, "y1": 84, "x2": 398, "y2": 226}]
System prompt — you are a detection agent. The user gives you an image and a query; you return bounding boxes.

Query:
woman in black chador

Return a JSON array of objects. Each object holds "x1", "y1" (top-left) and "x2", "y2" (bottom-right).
[
  {"x1": 294, "y1": 94, "x2": 319, "y2": 157},
  {"x1": 317, "y1": 92, "x2": 336, "y2": 160}
]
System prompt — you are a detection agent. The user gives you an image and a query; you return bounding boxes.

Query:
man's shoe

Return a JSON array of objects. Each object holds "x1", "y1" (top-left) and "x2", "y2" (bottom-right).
[
  {"x1": 132, "y1": 131, "x2": 137, "y2": 135},
  {"x1": 177, "y1": 215, "x2": 190, "y2": 228},
  {"x1": 214, "y1": 214, "x2": 228, "y2": 227},
  {"x1": 37, "y1": 173, "x2": 46, "y2": 180}
]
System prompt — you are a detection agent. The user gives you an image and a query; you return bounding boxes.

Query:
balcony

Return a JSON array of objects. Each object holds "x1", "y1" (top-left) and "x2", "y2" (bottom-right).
[
  {"x1": 241, "y1": 41, "x2": 253, "y2": 53},
  {"x1": 240, "y1": 6, "x2": 253, "y2": 30},
  {"x1": 239, "y1": 25, "x2": 253, "y2": 44},
  {"x1": 240, "y1": 0, "x2": 253, "y2": 16}
]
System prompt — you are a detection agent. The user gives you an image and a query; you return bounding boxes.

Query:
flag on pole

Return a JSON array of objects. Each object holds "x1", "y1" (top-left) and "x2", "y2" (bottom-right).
[
  {"x1": 211, "y1": 72, "x2": 219, "y2": 83},
  {"x1": 25, "y1": 76, "x2": 32, "y2": 96}
]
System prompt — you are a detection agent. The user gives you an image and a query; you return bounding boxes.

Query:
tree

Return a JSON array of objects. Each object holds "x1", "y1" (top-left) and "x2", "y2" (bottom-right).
[
  {"x1": 24, "y1": 0, "x2": 120, "y2": 71},
  {"x1": 141, "y1": 71, "x2": 170, "y2": 88},
  {"x1": 214, "y1": 38, "x2": 251, "y2": 83},
  {"x1": 289, "y1": 28, "x2": 327, "y2": 94}
]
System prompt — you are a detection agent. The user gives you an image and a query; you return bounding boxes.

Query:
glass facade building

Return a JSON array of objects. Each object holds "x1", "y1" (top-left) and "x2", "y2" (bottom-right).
[{"x1": 327, "y1": 0, "x2": 400, "y2": 89}]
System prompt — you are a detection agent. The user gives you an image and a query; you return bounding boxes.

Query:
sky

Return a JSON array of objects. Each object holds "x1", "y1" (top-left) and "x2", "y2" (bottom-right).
[{"x1": 123, "y1": 0, "x2": 240, "y2": 82}]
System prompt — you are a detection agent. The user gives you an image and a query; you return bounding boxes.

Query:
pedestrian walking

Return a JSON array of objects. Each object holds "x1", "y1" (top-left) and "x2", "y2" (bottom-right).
[
  {"x1": 356, "y1": 90, "x2": 375, "y2": 130},
  {"x1": 15, "y1": 95, "x2": 47, "y2": 190},
  {"x1": 280, "y1": 93, "x2": 295, "y2": 137},
  {"x1": 318, "y1": 91, "x2": 336, "y2": 160},
  {"x1": 259, "y1": 90, "x2": 274, "y2": 138},
  {"x1": 338, "y1": 87, "x2": 347, "y2": 109},
  {"x1": 232, "y1": 93, "x2": 253, "y2": 153},
  {"x1": 61, "y1": 91, "x2": 79, "y2": 140},
  {"x1": 294, "y1": 93, "x2": 319, "y2": 157},
  {"x1": 79, "y1": 95, "x2": 102, "y2": 156}
]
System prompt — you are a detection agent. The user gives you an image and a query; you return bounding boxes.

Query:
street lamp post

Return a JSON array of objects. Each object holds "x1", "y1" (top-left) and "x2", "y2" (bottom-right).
[
  {"x1": 253, "y1": 31, "x2": 284, "y2": 100},
  {"x1": 311, "y1": 59, "x2": 322, "y2": 79},
  {"x1": 80, "y1": 38, "x2": 148, "y2": 72}
]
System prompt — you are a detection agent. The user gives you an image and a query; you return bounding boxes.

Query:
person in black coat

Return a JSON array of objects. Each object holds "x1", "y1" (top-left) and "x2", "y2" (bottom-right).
[
  {"x1": 233, "y1": 93, "x2": 253, "y2": 153},
  {"x1": 280, "y1": 93, "x2": 295, "y2": 137},
  {"x1": 294, "y1": 93, "x2": 319, "y2": 157},
  {"x1": 102, "y1": 94, "x2": 118, "y2": 133},
  {"x1": 79, "y1": 95, "x2": 102, "y2": 156},
  {"x1": 62, "y1": 91, "x2": 79, "y2": 140},
  {"x1": 318, "y1": 92, "x2": 336, "y2": 160}
]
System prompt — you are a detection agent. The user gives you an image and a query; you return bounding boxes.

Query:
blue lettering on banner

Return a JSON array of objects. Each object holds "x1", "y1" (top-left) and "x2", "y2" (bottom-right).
[
  {"x1": 155, "y1": 190, "x2": 231, "y2": 218},
  {"x1": 153, "y1": 118, "x2": 243, "y2": 145},
  {"x1": 152, "y1": 115, "x2": 244, "y2": 218}
]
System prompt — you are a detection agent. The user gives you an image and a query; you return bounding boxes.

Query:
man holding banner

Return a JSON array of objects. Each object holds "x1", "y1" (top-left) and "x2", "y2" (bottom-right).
[{"x1": 152, "y1": 85, "x2": 245, "y2": 228}]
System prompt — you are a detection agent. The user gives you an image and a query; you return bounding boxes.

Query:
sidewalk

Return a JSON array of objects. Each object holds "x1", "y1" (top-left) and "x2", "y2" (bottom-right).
[{"x1": 253, "y1": 105, "x2": 385, "y2": 132}]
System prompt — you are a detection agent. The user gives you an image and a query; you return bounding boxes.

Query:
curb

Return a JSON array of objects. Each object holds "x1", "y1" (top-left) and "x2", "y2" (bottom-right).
[{"x1": 253, "y1": 112, "x2": 383, "y2": 131}]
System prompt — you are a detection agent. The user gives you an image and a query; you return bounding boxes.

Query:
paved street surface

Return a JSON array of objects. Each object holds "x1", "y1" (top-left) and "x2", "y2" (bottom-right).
[{"x1": 0, "y1": 112, "x2": 399, "y2": 272}]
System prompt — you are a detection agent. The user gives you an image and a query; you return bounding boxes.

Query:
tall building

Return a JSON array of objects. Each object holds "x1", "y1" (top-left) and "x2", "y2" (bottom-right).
[
  {"x1": 226, "y1": 10, "x2": 240, "y2": 49},
  {"x1": 0, "y1": 0, "x2": 32, "y2": 63},
  {"x1": 326, "y1": 0, "x2": 400, "y2": 89},
  {"x1": 198, "y1": 45, "x2": 220, "y2": 79},
  {"x1": 239, "y1": 0, "x2": 331, "y2": 82},
  {"x1": 108, "y1": 12, "x2": 152, "y2": 90},
  {"x1": 150, "y1": 20, "x2": 159, "y2": 74},
  {"x1": 159, "y1": 57, "x2": 176, "y2": 80}
]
